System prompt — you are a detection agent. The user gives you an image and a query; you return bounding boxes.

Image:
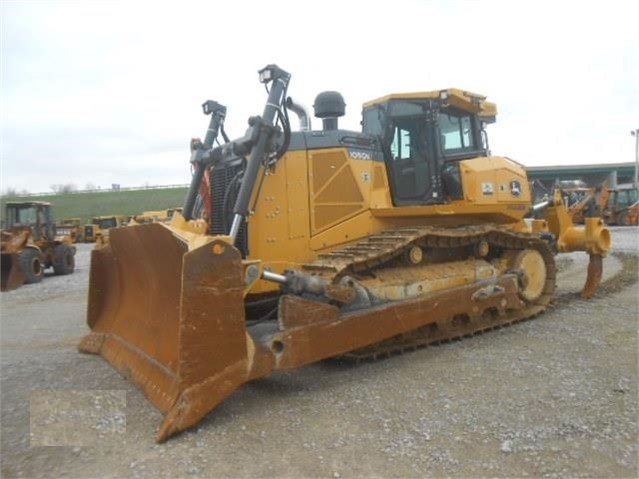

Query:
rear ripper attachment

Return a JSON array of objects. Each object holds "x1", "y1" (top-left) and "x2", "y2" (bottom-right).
[{"x1": 79, "y1": 65, "x2": 611, "y2": 442}]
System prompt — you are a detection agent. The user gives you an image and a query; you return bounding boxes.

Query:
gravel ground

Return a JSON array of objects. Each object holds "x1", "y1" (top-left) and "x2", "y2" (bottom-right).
[{"x1": 1, "y1": 227, "x2": 637, "y2": 478}]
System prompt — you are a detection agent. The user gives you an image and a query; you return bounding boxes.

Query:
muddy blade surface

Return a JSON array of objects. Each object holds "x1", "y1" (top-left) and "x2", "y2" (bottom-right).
[{"x1": 78, "y1": 223, "x2": 251, "y2": 442}]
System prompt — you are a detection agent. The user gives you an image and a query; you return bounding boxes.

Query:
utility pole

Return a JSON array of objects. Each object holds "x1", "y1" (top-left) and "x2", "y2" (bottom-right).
[{"x1": 632, "y1": 128, "x2": 639, "y2": 188}]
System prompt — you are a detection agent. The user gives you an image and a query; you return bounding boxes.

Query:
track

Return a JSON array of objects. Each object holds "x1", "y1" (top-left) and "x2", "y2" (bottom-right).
[{"x1": 302, "y1": 226, "x2": 557, "y2": 360}]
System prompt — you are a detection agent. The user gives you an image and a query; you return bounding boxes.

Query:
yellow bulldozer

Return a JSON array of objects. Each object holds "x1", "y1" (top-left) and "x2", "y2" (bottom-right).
[
  {"x1": 1, "y1": 201, "x2": 76, "y2": 291},
  {"x1": 79, "y1": 65, "x2": 610, "y2": 442}
]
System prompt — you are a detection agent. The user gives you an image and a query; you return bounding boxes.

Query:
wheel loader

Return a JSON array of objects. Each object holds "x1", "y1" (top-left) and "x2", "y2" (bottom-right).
[
  {"x1": 79, "y1": 65, "x2": 611, "y2": 442},
  {"x1": 1, "y1": 201, "x2": 76, "y2": 291}
]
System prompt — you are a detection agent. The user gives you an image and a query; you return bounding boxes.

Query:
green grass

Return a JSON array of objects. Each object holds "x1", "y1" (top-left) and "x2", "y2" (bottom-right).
[{"x1": 1, "y1": 187, "x2": 189, "y2": 225}]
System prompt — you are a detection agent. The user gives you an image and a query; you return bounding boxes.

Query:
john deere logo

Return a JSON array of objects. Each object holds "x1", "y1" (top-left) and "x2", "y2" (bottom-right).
[{"x1": 510, "y1": 180, "x2": 522, "y2": 197}]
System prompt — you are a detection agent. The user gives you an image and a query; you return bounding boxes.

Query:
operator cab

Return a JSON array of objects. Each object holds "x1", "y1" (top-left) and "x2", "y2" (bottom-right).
[
  {"x1": 362, "y1": 89, "x2": 496, "y2": 206},
  {"x1": 4, "y1": 201, "x2": 54, "y2": 240}
]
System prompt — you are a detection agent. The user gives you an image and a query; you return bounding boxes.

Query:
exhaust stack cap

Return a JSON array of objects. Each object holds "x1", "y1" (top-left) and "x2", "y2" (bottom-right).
[{"x1": 313, "y1": 91, "x2": 345, "y2": 131}]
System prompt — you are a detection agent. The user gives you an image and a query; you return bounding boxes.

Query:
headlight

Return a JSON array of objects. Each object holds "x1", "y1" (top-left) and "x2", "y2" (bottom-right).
[{"x1": 259, "y1": 67, "x2": 273, "y2": 84}]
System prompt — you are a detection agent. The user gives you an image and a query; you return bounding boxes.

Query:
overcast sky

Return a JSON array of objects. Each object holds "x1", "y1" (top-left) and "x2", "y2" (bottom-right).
[{"x1": 1, "y1": 0, "x2": 638, "y2": 194}]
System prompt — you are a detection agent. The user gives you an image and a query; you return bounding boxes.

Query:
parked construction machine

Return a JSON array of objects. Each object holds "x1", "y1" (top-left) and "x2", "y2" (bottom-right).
[
  {"x1": 129, "y1": 207, "x2": 183, "y2": 225},
  {"x1": 602, "y1": 184, "x2": 639, "y2": 226},
  {"x1": 56, "y1": 217, "x2": 84, "y2": 243},
  {"x1": 1, "y1": 201, "x2": 76, "y2": 291},
  {"x1": 556, "y1": 181, "x2": 639, "y2": 227},
  {"x1": 79, "y1": 65, "x2": 611, "y2": 442},
  {"x1": 83, "y1": 215, "x2": 126, "y2": 243},
  {"x1": 556, "y1": 180, "x2": 597, "y2": 225}
]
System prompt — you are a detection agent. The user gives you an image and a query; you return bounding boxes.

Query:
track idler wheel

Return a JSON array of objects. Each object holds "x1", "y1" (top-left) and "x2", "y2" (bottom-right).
[{"x1": 510, "y1": 249, "x2": 547, "y2": 302}]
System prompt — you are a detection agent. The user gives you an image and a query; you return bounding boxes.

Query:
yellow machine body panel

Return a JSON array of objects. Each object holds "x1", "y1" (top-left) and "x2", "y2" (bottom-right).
[{"x1": 244, "y1": 149, "x2": 531, "y2": 294}]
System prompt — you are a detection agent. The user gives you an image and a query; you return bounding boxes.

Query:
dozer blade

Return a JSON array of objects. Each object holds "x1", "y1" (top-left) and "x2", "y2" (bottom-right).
[
  {"x1": 1, "y1": 253, "x2": 26, "y2": 292},
  {"x1": 580, "y1": 253, "x2": 603, "y2": 299},
  {"x1": 78, "y1": 223, "x2": 272, "y2": 442}
]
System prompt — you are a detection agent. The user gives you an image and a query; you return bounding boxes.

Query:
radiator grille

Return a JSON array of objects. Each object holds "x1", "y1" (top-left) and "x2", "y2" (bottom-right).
[{"x1": 209, "y1": 162, "x2": 249, "y2": 258}]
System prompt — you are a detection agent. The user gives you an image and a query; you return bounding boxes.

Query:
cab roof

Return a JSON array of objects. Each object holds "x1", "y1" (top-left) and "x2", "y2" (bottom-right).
[{"x1": 363, "y1": 88, "x2": 497, "y2": 118}]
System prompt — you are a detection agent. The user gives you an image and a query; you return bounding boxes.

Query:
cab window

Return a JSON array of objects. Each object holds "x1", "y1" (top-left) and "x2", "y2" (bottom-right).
[
  {"x1": 390, "y1": 127, "x2": 413, "y2": 161},
  {"x1": 439, "y1": 112, "x2": 474, "y2": 151}
]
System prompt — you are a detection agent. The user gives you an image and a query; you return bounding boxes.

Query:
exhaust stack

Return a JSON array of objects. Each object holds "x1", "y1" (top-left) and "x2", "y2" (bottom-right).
[{"x1": 286, "y1": 97, "x2": 311, "y2": 131}]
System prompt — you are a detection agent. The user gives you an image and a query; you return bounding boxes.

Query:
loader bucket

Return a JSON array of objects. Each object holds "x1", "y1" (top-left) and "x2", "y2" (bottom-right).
[
  {"x1": 78, "y1": 223, "x2": 272, "y2": 442},
  {"x1": 1, "y1": 253, "x2": 26, "y2": 292}
]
